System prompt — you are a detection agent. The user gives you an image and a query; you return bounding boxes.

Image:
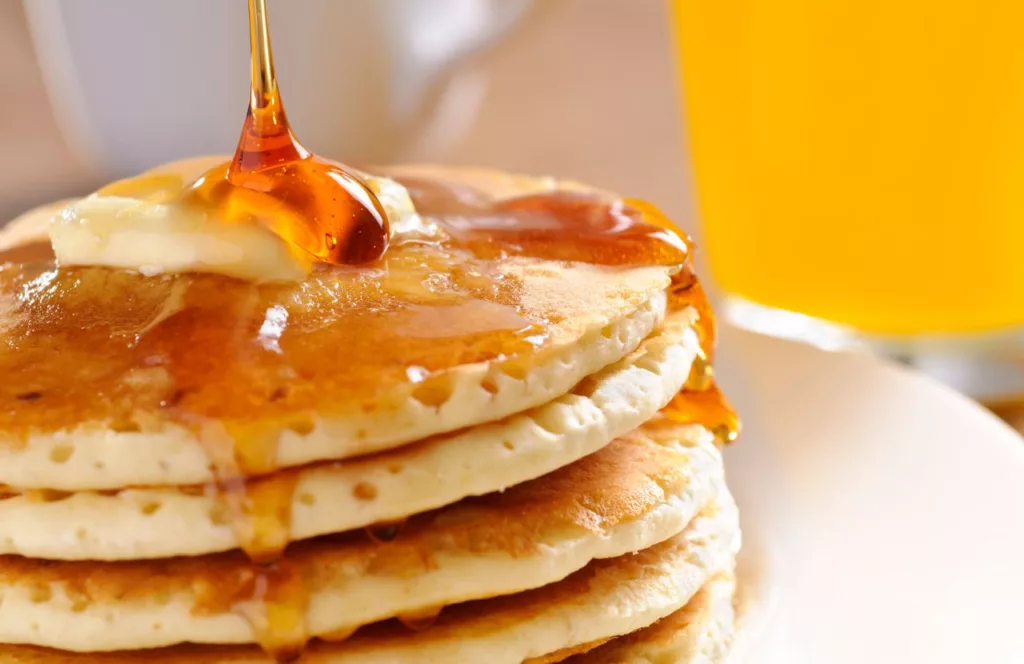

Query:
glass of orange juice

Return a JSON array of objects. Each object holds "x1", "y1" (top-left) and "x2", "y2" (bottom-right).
[{"x1": 671, "y1": 0, "x2": 1024, "y2": 400}]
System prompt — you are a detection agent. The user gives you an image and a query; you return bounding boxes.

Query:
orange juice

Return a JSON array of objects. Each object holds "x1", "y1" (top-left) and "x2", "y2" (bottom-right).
[{"x1": 671, "y1": 1, "x2": 1024, "y2": 335}]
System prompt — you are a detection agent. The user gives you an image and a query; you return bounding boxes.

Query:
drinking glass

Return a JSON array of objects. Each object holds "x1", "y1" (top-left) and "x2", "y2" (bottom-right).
[{"x1": 671, "y1": 0, "x2": 1024, "y2": 402}]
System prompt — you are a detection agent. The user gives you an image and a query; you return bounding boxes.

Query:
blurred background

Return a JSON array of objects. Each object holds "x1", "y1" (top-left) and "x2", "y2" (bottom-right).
[
  {"x1": 0, "y1": 0, "x2": 694, "y2": 227},
  {"x1": 2, "y1": 0, "x2": 1023, "y2": 429}
]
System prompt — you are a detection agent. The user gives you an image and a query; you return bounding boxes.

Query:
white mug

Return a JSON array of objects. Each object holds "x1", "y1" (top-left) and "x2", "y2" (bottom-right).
[{"x1": 24, "y1": 0, "x2": 536, "y2": 180}]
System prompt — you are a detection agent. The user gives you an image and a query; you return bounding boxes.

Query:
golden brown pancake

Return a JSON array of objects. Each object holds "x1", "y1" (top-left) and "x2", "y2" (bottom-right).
[
  {"x1": 561, "y1": 573, "x2": 737, "y2": 663},
  {"x1": 0, "y1": 420, "x2": 725, "y2": 651},
  {"x1": 0, "y1": 488, "x2": 739, "y2": 663}
]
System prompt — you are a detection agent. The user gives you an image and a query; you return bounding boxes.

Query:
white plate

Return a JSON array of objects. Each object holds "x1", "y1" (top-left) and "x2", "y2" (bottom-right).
[{"x1": 716, "y1": 325, "x2": 1024, "y2": 664}]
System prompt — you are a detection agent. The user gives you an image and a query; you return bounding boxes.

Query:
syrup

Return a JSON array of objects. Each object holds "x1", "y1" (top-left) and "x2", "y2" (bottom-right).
[
  {"x1": 186, "y1": 0, "x2": 389, "y2": 265},
  {"x1": 228, "y1": 562, "x2": 308, "y2": 663},
  {"x1": 395, "y1": 173, "x2": 740, "y2": 444}
]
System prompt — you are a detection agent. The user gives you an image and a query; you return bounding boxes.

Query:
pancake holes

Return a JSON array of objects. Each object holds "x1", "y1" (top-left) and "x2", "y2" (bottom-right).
[
  {"x1": 352, "y1": 482, "x2": 378, "y2": 501},
  {"x1": 28, "y1": 585, "x2": 52, "y2": 604},
  {"x1": 386, "y1": 463, "x2": 403, "y2": 475},
  {"x1": 110, "y1": 419, "x2": 142, "y2": 434},
  {"x1": 139, "y1": 501, "x2": 162, "y2": 516},
  {"x1": 92, "y1": 461, "x2": 106, "y2": 471},
  {"x1": 533, "y1": 413, "x2": 564, "y2": 436},
  {"x1": 481, "y1": 377, "x2": 500, "y2": 395},
  {"x1": 498, "y1": 359, "x2": 529, "y2": 381},
  {"x1": 288, "y1": 416, "x2": 316, "y2": 437},
  {"x1": 153, "y1": 622, "x2": 163, "y2": 631},
  {"x1": 502, "y1": 440, "x2": 515, "y2": 451},
  {"x1": 356, "y1": 428, "x2": 367, "y2": 440},
  {"x1": 633, "y1": 353, "x2": 662, "y2": 374},
  {"x1": 75, "y1": 528, "x2": 88, "y2": 541},
  {"x1": 30, "y1": 622, "x2": 39, "y2": 632},
  {"x1": 297, "y1": 492, "x2": 316, "y2": 506},
  {"x1": 48, "y1": 444, "x2": 74, "y2": 464},
  {"x1": 15, "y1": 391, "x2": 42, "y2": 402},
  {"x1": 411, "y1": 376, "x2": 454, "y2": 409}
]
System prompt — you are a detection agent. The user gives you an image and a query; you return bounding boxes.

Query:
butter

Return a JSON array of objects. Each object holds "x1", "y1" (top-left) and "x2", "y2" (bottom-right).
[{"x1": 47, "y1": 159, "x2": 426, "y2": 282}]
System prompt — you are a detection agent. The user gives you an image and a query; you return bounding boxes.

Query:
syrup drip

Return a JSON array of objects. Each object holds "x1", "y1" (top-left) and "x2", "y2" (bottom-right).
[
  {"x1": 665, "y1": 383, "x2": 741, "y2": 445},
  {"x1": 203, "y1": 464, "x2": 304, "y2": 660},
  {"x1": 186, "y1": 0, "x2": 389, "y2": 265},
  {"x1": 663, "y1": 263, "x2": 740, "y2": 445},
  {"x1": 229, "y1": 562, "x2": 308, "y2": 664}
]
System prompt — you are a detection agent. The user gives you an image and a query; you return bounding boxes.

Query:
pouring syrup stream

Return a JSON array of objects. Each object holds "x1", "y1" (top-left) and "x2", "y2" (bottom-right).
[{"x1": 187, "y1": 0, "x2": 390, "y2": 266}]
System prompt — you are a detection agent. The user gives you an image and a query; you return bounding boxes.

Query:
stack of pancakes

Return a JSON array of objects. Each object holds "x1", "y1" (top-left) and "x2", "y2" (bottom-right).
[{"x1": 0, "y1": 165, "x2": 741, "y2": 663}]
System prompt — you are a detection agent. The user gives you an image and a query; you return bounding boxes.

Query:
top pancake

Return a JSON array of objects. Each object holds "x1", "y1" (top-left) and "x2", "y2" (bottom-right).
[{"x1": 0, "y1": 163, "x2": 685, "y2": 487}]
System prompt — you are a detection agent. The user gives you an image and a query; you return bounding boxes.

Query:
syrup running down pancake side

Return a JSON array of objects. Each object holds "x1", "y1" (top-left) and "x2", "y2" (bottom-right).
[{"x1": 389, "y1": 170, "x2": 740, "y2": 444}]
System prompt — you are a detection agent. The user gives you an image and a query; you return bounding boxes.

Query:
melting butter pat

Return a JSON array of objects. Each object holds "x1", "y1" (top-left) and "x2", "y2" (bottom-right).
[
  {"x1": 48, "y1": 167, "x2": 424, "y2": 282},
  {"x1": 50, "y1": 194, "x2": 314, "y2": 281}
]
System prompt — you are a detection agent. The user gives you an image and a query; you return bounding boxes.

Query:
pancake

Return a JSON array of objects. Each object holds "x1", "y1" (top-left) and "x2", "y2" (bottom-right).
[
  {"x1": 562, "y1": 573, "x2": 737, "y2": 664},
  {"x1": 0, "y1": 486, "x2": 739, "y2": 663},
  {"x1": 0, "y1": 419, "x2": 726, "y2": 651},
  {"x1": 0, "y1": 310, "x2": 700, "y2": 560},
  {"x1": 0, "y1": 262, "x2": 668, "y2": 489},
  {"x1": 0, "y1": 162, "x2": 688, "y2": 490}
]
